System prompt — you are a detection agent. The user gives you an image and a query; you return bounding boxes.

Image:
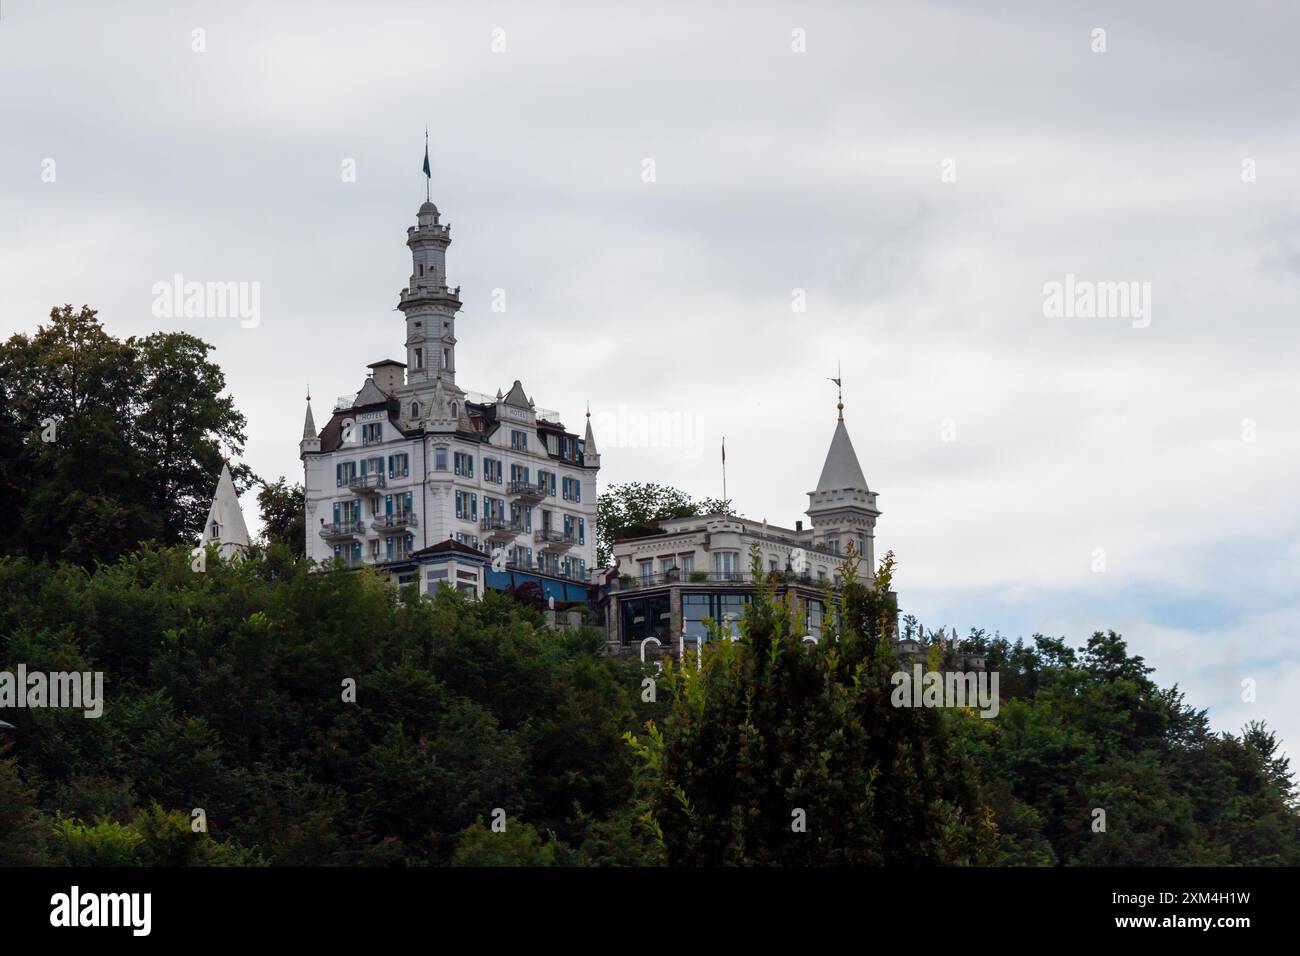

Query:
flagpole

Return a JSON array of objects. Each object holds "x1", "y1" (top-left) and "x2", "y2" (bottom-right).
[
  {"x1": 721, "y1": 436, "x2": 727, "y2": 508},
  {"x1": 424, "y1": 126, "x2": 430, "y2": 203}
]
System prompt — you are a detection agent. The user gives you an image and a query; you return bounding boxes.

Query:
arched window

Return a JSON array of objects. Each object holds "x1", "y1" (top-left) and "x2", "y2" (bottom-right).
[
  {"x1": 411, "y1": 402, "x2": 420, "y2": 418},
  {"x1": 210, "y1": 522, "x2": 220, "y2": 540}
]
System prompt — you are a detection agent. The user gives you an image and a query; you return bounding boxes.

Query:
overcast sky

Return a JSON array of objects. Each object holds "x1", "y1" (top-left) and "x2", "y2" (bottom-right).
[{"x1": 3, "y1": 1, "x2": 1298, "y2": 762}]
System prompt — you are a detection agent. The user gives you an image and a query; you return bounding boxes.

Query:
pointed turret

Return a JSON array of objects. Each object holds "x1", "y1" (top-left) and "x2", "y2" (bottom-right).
[
  {"x1": 201, "y1": 463, "x2": 251, "y2": 561},
  {"x1": 806, "y1": 387, "x2": 880, "y2": 570},
  {"x1": 582, "y1": 403, "x2": 600, "y2": 468},
  {"x1": 300, "y1": 395, "x2": 321, "y2": 458},
  {"x1": 814, "y1": 418, "x2": 868, "y2": 493}
]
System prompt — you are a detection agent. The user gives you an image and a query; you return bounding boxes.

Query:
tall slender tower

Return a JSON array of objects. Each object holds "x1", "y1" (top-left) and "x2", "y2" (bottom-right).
[
  {"x1": 398, "y1": 200, "x2": 462, "y2": 390},
  {"x1": 806, "y1": 391, "x2": 880, "y2": 570}
]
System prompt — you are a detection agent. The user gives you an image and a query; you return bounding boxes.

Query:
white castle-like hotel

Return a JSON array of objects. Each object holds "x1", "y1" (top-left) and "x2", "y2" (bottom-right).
[
  {"x1": 200, "y1": 179, "x2": 912, "y2": 655},
  {"x1": 293, "y1": 194, "x2": 601, "y2": 598}
]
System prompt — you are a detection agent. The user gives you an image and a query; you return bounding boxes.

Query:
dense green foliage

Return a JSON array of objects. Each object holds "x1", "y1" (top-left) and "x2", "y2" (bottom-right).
[
  {"x1": 595, "y1": 482, "x2": 730, "y2": 566},
  {"x1": 0, "y1": 306, "x2": 1295, "y2": 865},
  {"x1": 0, "y1": 306, "x2": 249, "y2": 566},
  {"x1": 256, "y1": 477, "x2": 306, "y2": 557},
  {"x1": 0, "y1": 545, "x2": 1295, "y2": 866}
]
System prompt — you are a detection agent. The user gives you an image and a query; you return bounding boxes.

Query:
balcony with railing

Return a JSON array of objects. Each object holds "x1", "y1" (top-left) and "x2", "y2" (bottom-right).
[
  {"x1": 616, "y1": 570, "x2": 826, "y2": 590},
  {"x1": 534, "y1": 529, "x2": 576, "y2": 551},
  {"x1": 480, "y1": 516, "x2": 525, "y2": 542},
  {"x1": 371, "y1": 511, "x2": 418, "y2": 532},
  {"x1": 319, "y1": 519, "x2": 367, "y2": 540},
  {"x1": 347, "y1": 473, "x2": 386, "y2": 495},
  {"x1": 507, "y1": 479, "x2": 547, "y2": 503},
  {"x1": 378, "y1": 546, "x2": 415, "y2": 564}
]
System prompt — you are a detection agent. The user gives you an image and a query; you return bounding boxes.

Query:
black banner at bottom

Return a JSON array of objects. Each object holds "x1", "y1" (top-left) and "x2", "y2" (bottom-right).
[{"x1": 0, "y1": 866, "x2": 1288, "y2": 942}]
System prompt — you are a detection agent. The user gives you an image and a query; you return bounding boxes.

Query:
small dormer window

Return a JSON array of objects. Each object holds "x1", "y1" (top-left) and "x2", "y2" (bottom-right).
[
  {"x1": 415, "y1": 348, "x2": 423, "y2": 369},
  {"x1": 411, "y1": 402, "x2": 420, "y2": 418},
  {"x1": 210, "y1": 522, "x2": 220, "y2": 540}
]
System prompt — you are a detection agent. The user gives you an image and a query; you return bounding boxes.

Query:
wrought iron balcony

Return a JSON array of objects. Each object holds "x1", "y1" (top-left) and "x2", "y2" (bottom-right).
[
  {"x1": 507, "y1": 479, "x2": 547, "y2": 503},
  {"x1": 319, "y1": 519, "x2": 367, "y2": 540},
  {"x1": 480, "y1": 517, "x2": 525, "y2": 542},
  {"x1": 347, "y1": 473, "x2": 386, "y2": 495},
  {"x1": 378, "y1": 546, "x2": 414, "y2": 563},
  {"x1": 534, "y1": 529, "x2": 575, "y2": 551},
  {"x1": 372, "y1": 511, "x2": 418, "y2": 532}
]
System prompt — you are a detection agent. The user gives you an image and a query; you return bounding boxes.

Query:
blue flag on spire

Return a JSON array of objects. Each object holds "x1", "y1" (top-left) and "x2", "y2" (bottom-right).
[{"x1": 422, "y1": 144, "x2": 431, "y2": 179}]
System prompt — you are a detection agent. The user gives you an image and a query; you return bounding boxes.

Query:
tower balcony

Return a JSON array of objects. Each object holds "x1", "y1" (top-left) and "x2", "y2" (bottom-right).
[
  {"x1": 371, "y1": 511, "x2": 418, "y2": 533},
  {"x1": 398, "y1": 284, "x2": 461, "y2": 308},
  {"x1": 507, "y1": 479, "x2": 547, "y2": 503},
  {"x1": 319, "y1": 519, "x2": 366, "y2": 541},
  {"x1": 347, "y1": 473, "x2": 386, "y2": 495},
  {"x1": 480, "y1": 516, "x2": 524, "y2": 543},
  {"x1": 534, "y1": 529, "x2": 575, "y2": 551}
]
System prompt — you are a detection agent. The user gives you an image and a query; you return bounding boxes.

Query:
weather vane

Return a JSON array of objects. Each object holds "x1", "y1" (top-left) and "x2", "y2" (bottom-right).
[{"x1": 828, "y1": 361, "x2": 843, "y2": 420}]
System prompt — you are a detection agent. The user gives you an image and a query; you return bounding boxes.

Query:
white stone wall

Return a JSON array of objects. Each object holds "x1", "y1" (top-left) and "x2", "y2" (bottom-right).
[{"x1": 305, "y1": 416, "x2": 597, "y2": 575}]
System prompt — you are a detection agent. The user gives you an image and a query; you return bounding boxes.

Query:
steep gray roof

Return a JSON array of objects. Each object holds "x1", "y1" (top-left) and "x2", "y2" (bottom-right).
[
  {"x1": 815, "y1": 419, "x2": 868, "y2": 492},
  {"x1": 201, "y1": 463, "x2": 250, "y2": 550},
  {"x1": 502, "y1": 379, "x2": 530, "y2": 407},
  {"x1": 302, "y1": 401, "x2": 317, "y2": 440}
]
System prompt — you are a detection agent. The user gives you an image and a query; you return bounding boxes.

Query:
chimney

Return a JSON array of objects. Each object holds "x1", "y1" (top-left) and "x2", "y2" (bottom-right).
[{"x1": 367, "y1": 360, "x2": 406, "y2": 395}]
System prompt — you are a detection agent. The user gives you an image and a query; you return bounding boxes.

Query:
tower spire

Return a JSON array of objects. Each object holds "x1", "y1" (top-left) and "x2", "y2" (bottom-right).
[
  {"x1": 828, "y1": 361, "x2": 843, "y2": 421},
  {"x1": 582, "y1": 402, "x2": 601, "y2": 467}
]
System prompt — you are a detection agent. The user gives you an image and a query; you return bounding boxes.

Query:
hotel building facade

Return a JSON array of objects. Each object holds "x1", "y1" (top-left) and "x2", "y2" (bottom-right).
[
  {"x1": 602, "y1": 401, "x2": 885, "y2": 654},
  {"x1": 300, "y1": 198, "x2": 599, "y2": 599}
]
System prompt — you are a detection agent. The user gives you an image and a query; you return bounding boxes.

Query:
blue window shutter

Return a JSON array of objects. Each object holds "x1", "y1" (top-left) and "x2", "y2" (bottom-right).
[
  {"x1": 579, "y1": 518, "x2": 585, "y2": 544},
  {"x1": 333, "y1": 501, "x2": 340, "y2": 523}
]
